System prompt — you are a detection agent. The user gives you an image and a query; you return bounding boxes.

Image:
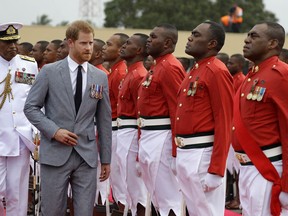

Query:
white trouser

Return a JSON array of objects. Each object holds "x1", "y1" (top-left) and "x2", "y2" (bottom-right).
[
  {"x1": 110, "y1": 130, "x2": 126, "y2": 205},
  {"x1": 116, "y1": 128, "x2": 147, "y2": 216},
  {"x1": 139, "y1": 129, "x2": 182, "y2": 216},
  {"x1": 176, "y1": 146, "x2": 226, "y2": 216},
  {"x1": 0, "y1": 142, "x2": 30, "y2": 216},
  {"x1": 239, "y1": 160, "x2": 288, "y2": 216}
]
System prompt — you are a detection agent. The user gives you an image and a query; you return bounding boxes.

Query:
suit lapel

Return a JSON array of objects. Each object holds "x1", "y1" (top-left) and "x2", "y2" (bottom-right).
[{"x1": 59, "y1": 60, "x2": 76, "y2": 116}]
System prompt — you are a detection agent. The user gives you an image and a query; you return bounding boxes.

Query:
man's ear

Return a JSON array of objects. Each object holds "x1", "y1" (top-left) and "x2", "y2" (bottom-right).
[
  {"x1": 268, "y1": 39, "x2": 279, "y2": 50},
  {"x1": 164, "y1": 38, "x2": 173, "y2": 49},
  {"x1": 208, "y1": 39, "x2": 217, "y2": 50},
  {"x1": 67, "y1": 38, "x2": 74, "y2": 48}
]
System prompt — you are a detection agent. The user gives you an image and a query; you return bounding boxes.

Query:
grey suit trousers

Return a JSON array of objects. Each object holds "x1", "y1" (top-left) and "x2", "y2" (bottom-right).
[{"x1": 41, "y1": 149, "x2": 97, "y2": 216}]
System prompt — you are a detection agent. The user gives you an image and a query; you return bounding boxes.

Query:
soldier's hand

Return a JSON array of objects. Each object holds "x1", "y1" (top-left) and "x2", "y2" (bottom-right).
[
  {"x1": 280, "y1": 192, "x2": 288, "y2": 210},
  {"x1": 54, "y1": 128, "x2": 78, "y2": 146},
  {"x1": 202, "y1": 173, "x2": 223, "y2": 192}
]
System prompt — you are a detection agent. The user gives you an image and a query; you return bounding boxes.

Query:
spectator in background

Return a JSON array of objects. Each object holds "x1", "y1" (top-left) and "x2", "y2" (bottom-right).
[
  {"x1": 227, "y1": 53, "x2": 246, "y2": 91},
  {"x1": 32, "y1": 40, "x2": 49, "y2": 70},
  {"x1": 220, "y1": 10, "x2": 233, "y2": 32},
  {"x1": 143, "y1": 55, "x2": 154, "y2": 71},
  {"x1": 18, "y1": 42, "x2": 33, "y2": 56},
  {"x1": 56, "y1": 38, "x2": 69, "y2": 60},
  {"x1": 230, "y1": 3, "x2": 243, "y2": 33},
  {"x1": 279, "y1": 48, "x2": 288, "y2": 64},
  {"x1": 43, "y1": 39, "x2": 62, "y2": 64},
  {"x1": 216, "y1": 52, "x2": 229, "y2": 65}
]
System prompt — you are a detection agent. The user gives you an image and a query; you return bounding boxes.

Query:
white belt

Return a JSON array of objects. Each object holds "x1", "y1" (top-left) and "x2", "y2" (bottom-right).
[
  {"x1": 235, "y1": 145, "x2": 282, "y2": 164},
  {"x1": 112, "y1": 120, "x2": 117, "y2": 127},
  {"x1": 137, "y1": 117, "x2": 171, "y2": 128},
  {"x1": 117, "y1": 118, "x2": 137, "y2": 127},
  {"x1": 175, "y1": 135, "x2": 214, "y2": 147}
]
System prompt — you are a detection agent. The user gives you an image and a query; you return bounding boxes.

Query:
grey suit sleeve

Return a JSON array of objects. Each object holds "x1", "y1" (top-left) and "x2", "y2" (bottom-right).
[
  {"x1": 24, "y1": 66, "x2": 60, "y2": 140},
  {"x1": 95, "y1": 74, "x2": 112, "y2": 164}
]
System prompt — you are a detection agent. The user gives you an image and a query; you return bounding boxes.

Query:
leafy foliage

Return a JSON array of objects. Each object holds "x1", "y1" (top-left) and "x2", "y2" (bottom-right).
[
  {"x1": 32, "y1": 14, "x2": 52, "y2": 26},
  {"x1": 104, "y1": 0, "x2": 278, "y2": 32}
]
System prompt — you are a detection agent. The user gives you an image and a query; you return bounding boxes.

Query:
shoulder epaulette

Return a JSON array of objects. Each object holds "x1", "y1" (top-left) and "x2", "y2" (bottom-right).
[{"x1": 19, "y1": 54, "x2": 36, "y2": 62}]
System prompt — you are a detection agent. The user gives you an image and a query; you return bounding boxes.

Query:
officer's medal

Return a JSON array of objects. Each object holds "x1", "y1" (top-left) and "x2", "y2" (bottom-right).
[
  {"x1": 246, "y1": 78, "x2": 258, "y2": 100},
  {"x1": 252, "y1": 86, "x2": 260, "y2": 100},
  {"x1": 257, "y1": 87, "x2": 266, "y2": 101},
  {"x1": 142, "y1": 70, "x2": 153, "y2": 88}
]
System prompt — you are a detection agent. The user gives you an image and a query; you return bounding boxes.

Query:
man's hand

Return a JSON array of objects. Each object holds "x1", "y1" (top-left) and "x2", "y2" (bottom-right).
[
  {"x1": 202, "y1": 173, "x2": 223, "y2": 192},
  {"x1": 54, "y1": 128, "x2": 78, "y2": 146},
  {"x1": 280, "y1": 192, "x2": 288, "y2": 210},
  {"x1": 99, "y1": 164, "x2": 110, "y2": 182}
]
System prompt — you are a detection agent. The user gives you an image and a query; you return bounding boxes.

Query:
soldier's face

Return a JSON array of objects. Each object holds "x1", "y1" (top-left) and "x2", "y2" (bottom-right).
[
  {"x1": 243, "y1": 23, "x2": 270, "y2": 64},
  {"x1": 0, "y1": 39, "x2": 18, "y2": 61},
  {"x1": 120, "y1": 35, "x2": 139, "y2": 61},
  {"x1": 146, "y1": 27, "x2": 166, "y2": 58},
  {"x1": 102, "y1": 35, "x2": 121, "y2": 62}
]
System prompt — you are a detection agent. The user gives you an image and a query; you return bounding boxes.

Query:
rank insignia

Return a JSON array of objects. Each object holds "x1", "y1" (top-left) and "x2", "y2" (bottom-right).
[{"x1": 15, "y1": 71, "x2": 35, "y2": 85}]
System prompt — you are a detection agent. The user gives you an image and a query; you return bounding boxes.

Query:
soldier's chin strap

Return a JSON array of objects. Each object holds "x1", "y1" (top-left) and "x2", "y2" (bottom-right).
[
  {"x1": 234, "y1": 89, "x2": 281, "y2": 216},
  {"x1": 0, "y1": 68, "x2": 13, "y2": 110}
]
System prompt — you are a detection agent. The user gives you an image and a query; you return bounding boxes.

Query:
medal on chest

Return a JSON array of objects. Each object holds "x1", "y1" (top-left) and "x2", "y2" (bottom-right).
[
  {"x1": 246, "y1": 78, "x2": 266, "y2": 102},
  {"x1": 187, "y1": 77, "x2": 199, "y2": 96},
  {"x1": 142, "y1": 70, "x2": 153, "y2": 88}
]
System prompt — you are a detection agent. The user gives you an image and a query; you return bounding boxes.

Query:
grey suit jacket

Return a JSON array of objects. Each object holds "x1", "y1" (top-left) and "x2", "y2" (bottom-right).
[{"x1": 24, "y1": 58, "x2": 112, "y2": 168}]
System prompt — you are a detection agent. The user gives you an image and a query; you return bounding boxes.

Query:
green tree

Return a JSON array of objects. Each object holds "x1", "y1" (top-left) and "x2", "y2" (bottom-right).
[
  {"x1": 104, "y1": 0, "x2": 278, "y2": 32},
  {"x1": 56, "y1": 21, "x2": 69, "y2": 26},
  {"x1": 32, "y1": 14, "x2": 52, "y2": 26}
]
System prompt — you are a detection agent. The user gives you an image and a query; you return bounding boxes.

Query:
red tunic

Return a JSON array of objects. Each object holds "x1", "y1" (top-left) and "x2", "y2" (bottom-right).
[
  {"x1": 108, "y1": 60, "x2": 127, "y2": 119},
  {"x1": 233, "y1": 71, "x2": 245, "y2": 91},
  {"x1": 137, "y1": 53, "x2": 186, "y2": 156},
  {"x1": 117, "y1": 61, "x2": 147, "y2": 118},
  {"x1": 175, "y1": 56, "x2": 234, "y2": 176},
  {"x1": 232, "y1": 56, "x2": 288, "y2": 191},
  {"x1": 96, "y1": 64, "x2": 109, "y2": 75}
]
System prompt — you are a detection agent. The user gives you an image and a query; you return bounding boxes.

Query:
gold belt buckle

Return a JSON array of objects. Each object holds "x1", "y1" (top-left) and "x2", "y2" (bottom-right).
[
  {"x1": 117, "y1": 118, "x2": 121, "y2": 127},
  {"x1": 137, "y1": 118, "x2": 144, "y2": 128},
  {"x1": 235, "y1": 153, "x2": 250, "y2": 164}
]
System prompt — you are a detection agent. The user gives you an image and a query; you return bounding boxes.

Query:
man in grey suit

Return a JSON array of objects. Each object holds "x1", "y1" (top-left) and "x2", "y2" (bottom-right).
[{"x1": 24, "y1": 20, "x2": 112, "y2": 216}]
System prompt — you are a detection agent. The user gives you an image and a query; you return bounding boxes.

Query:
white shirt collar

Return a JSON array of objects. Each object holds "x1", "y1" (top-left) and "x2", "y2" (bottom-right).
[{"x1": 67, "y1": 55, "x2": 88, "y2": 73}]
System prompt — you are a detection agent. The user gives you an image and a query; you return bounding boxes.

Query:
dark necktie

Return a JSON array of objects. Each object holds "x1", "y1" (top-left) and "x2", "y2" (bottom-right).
[{"x1": 74, "y1": 65, "x2": 82, "y2": 114}]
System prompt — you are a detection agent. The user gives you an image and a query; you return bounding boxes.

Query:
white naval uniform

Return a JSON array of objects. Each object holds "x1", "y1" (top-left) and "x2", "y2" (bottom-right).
[{"x1": 0, "y1": 54, "x2": 38, "y2": 216}]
